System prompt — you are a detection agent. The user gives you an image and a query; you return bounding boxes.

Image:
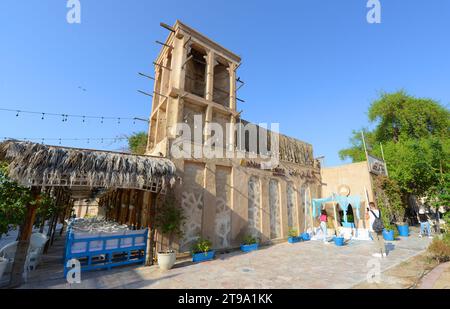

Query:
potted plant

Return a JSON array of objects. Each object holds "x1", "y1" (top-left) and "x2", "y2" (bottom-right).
[
  {"x1": 191, "y1": 237, "x2": 215, "y2": 263},
  {"x1": 382, "y1": 221, "x2": 400, "y2": 241},
  {"x1": 155, "y1": 194, "x2": 185, "y2": 271},
  {"x1": 381, "y1": 211, "x2": 398, "y2": 241},
  {"x1": 240, "y1": 235, "x2": 259, "y2": 252},
  {"x1": 288, "y1": 227, "x2": 301, "y2": 243},
  {"x1": 0, "y1": 256, "x2": 8, "y2": 281},
  {"x1": 396, "y1": 221, "x2": 409, "y2": 237},
  {"x1": 382, "y1": 226, "x2": 395, "y2": 241}
]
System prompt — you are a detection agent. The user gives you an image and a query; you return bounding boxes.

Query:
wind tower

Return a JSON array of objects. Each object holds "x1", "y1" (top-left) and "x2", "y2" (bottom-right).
[{"x1": 146, "y1": 20, "x2": 242, "y2": 156}]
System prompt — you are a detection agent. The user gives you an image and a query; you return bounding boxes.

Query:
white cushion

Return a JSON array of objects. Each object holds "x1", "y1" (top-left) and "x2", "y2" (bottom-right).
[
  {"x1": 71, "y1": 232, "x2": 103, "y2": 253},
  {"x1": 103, "y1": 231, "x2": 125, "y2": 250},
  {"x1": 121, "y1": 230, "x2": 146, "y2": 248}
]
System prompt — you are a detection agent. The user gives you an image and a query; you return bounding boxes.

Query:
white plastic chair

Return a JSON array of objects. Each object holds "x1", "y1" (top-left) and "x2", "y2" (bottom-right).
[
  {"x1": 0, "y1": 241, "x2": 18, "y2": 274},
  {"x1": 27, "y1": 233, "x2": 48, "y2": 270}
]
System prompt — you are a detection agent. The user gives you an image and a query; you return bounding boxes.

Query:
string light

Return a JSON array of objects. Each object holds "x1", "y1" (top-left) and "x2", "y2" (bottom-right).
[
  {"x1": 0, "y1": 108, "x2": 149, "y2": 124},
  {"x1": 2, "y1": 137, "x2": 129, "y2": 143}
]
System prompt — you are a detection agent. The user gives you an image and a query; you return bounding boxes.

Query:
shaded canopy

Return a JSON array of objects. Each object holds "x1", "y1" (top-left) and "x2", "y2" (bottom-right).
[
  {"x1": 0, "y1": 140, "x2": 176, "y2": 192},
  {"x1": 312, "y1": 194, "x2": 361, "y2": 222}
]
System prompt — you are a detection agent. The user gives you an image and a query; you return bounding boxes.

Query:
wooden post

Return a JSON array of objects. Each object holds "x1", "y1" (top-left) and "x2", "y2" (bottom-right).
[
  {"x1": 38, "y1": 187, "x2": 52, "y2": 233},
  {"x1": 127, "y1": 189, "x2": 136, "y2": 226},
  {"x1": 135, "y1": 191, "x2": 144, "y2": 228},
  {"x1": 120, "y1": 190, "x2": 130, "y2": 224},
  {"x1": 145, "y1": 192, "x2": 153, "y2": 266},
  {"x1": 44, "y1": 188, "x2": 62, "y2": 253},
  {"x1": 9, "y1": 186, "x2": 41, "y2": 288},
  {"x1": 115, "y1": 190, "x2": 122, "y2": 222},
  {"x1": 59, "y1": 200, "x2": 72, "y2": 236},
  {"x1": 146, "y1": 190, "x2": 161, "y2": 266},
  {"x1": 51, "y1": 190, "x2": 68, "y2": 245}
]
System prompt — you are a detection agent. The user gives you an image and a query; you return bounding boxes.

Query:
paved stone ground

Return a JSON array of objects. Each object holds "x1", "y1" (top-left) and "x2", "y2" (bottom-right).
[
  {"x1": 418, "y1": 261, "x2": 450, "y2": 289},
  {"x1": 353, "y1": 251, "x2": 438, "y2": 289},
  {"x1": 20, "y1": 228, "x2": 432, "y2": 289}
]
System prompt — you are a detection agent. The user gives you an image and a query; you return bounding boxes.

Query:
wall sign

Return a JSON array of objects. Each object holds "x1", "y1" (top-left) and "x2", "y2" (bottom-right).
[{"x1": 367, "y1": 154, "x2": 387, "y2": 176}]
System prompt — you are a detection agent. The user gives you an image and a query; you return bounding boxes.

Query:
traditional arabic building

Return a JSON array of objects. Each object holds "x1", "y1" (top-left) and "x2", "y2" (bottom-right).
[{"x1": 145, "y1": 21, "x2": 323, "y2": 252}]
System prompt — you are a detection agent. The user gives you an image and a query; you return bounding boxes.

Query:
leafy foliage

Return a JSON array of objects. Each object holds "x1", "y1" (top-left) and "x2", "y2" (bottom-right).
[
  {"x1": 288, "y1": 227, "x2": 298, "y2": 238},
  {"x1": 36, "y1": 192, "x2": 58, "y2": 223},
  {"x1": 0, "y1": 162, "x2": 33, "y2": 235},
  {"x1": 127, "y1": 132, "x2": 148, "y2": 155},
  {"x1": 442, "y1": 212, "x2": 450, "y2": 234},
  {"x1": 368, "y1": 91, "x2": 449, "y2": 143},
  {"x1": 191, "y1": 237, "x2": 212, "y2": 255},
  {"x1": 155, "y1": 192, "x2": 185, "y2": 248},
  {"x1": 242, "y1": 234, "x2": 258, "y2": 245},
  {"x1": 373, "y1": 176, "x2": 405, "y2": 224},
  {"x1": 340, "y1": 91, "x2": 450, "y2": 202},
  {"x1": 427, "y1": 173, "x2": 450, "y2": 209},
  {"x1": 428, "y1": 234, "x2": 450, "y2": 263}
]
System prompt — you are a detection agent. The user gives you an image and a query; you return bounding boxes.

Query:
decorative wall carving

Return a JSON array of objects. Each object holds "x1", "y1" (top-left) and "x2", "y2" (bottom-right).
[
  {"x1": 248, "y1": 176, "x2": 261, "y2": 238},
  {"x1": 269, "y1": 179, "x2": 281, "y2": 239},
  {"x1": 214, "y1": 167, "x2": 231, "y2": 248},
  {"x1": 287, "y1": 183, "x2": 297, "y2": 229},
  {"x1": 180, "y1": 191, "x2": 203, "y2": 251},
  {"x1": 180, "y1": 162, "x2": 204, "y2": 251}
]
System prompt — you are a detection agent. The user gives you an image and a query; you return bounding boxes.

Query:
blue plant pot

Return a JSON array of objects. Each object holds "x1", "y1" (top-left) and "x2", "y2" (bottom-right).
[
  {"x1": 240, "y1": 243, "x2": 259, "y2": 252},
  {"x1": 192, "y1": 250, "x2": 215, "y2": 263},
  {"x1": 334, "y1": 236, "x2": 345, "y2": 246},
  {"x1": 382, "y1": 229, "x2": 395, "y2": 241},
  {"x1": 301, "y1": 233, "x2": 310, "y2": 241},
  {"x1": 397, "y1": 224, "x2": 409, "y2": 237},
  {"x1": 288, "y1": 236, "x2": 301, "y2": 244}
]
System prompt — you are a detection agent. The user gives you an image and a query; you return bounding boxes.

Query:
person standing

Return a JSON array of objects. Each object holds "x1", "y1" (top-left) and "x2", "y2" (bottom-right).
[
  {"x1": 320, "y1": 209, "x2": 329, "y2": 244},
  {"x1": 366, "y1": 202, "x2": 387, "y2": 258},
  {"x1": 417, "y1": 209, "x2": 432, "y2": 238}
]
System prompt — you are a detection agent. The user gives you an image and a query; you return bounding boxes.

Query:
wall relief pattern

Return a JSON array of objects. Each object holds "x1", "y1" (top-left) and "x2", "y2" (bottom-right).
[
  {"x1": 214, "y1": 167, "x2": 231, "y2": 248},
  {"x1": 248, "y1": 176, "x2": 261, "y2": 238},
  {"x1": 287, "y1": 183, "x2": 297, "y2": 229},
  {"x1": 180, "y1": 163, "x2": 204, "y2": 252},
  {"x1": 269, "y1": 179, "x2": 281, "y2": 239}
]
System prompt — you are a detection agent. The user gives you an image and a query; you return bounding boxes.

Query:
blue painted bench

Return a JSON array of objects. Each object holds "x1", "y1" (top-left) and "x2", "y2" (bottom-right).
[{"x1": 63, "y1": 228, "x2": 148, "y2": 276}]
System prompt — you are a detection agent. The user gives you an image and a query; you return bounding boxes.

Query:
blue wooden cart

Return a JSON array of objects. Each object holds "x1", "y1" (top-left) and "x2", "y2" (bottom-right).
[{"x1": 63, "y1": 228, "x2": 148, "y2": 276}]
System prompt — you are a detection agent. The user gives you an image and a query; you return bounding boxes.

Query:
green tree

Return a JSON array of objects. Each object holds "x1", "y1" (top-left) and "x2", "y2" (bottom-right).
[
  {"x1": 128, "y1": 132, "x2": 148, "y2": 155},
  {"x1": 368, "y1": 91, "x2": 449, "y2": 143},
  {"x1": 0, "y1": 162, "x2": 33, "y2": 236},
  {"x1": 340, "y1": 91, "x2": 449, "y2": 205}
]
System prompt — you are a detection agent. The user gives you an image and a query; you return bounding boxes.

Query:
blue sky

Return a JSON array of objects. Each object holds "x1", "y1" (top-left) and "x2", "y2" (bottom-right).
[{"x1": 0, "y1": 0, "x2": 449, "y2": 166}]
